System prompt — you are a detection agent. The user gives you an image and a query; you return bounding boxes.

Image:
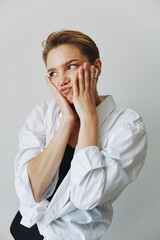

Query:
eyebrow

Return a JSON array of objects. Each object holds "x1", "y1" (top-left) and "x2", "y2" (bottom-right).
[{"x1": 47, "y1": 59, "x2": 79, "y2": 73}]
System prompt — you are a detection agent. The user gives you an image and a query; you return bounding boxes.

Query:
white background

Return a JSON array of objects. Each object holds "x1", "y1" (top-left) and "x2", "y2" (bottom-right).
[{"x1": 0, "y1": 0, "x2": 160, "y2": 239}]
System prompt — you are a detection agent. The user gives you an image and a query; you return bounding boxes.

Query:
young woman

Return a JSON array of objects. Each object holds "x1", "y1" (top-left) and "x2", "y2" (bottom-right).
[{"x1": 9, "y1": 30, "x2": 147, "y2": 240}]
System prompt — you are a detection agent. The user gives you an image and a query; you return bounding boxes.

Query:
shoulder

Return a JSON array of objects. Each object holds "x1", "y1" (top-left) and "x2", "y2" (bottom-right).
[
  {"x1": 99, "y1": 97, "x2": 147, "y2": 149},
  {"x1": 113, "y1": 107, "x2": 145, "y2": 130},
  {"x1": 106, "y1": 106, "x2": 147, "y2": 149},
  {"x1": 20, "y1": 98, "x2": 59, "y2": 134},
  {"x1": 99, "y1": 95, "x2": 146, "y2": 132},
  {"x1": 32, "y1": 98, "x2": 58, "y2": 115},
  {"x1": 28, "y1": 98, "x2": 59, "y2": 121}
]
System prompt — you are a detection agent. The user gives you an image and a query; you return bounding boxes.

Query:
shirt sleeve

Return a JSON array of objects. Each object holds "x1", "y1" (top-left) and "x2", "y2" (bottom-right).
[
  {"x1": 14, "y1": 105, "x2": 56, "y2": 228},
  {"x1": 70, "y1": 112, "x2": 148, "y2": 210}
]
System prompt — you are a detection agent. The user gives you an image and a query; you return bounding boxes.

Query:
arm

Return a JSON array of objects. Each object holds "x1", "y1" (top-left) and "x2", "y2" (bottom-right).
[
  {"x1": 27, "y1": 117, "x2": 73, "y2": 203},
  {"x1": 27, "y1": 77, "x2": 76, "y2": 202},
  {"x1": 70, "y1": 63, "x2": 147, "y2": 209},
  {"x1": 70, "y1": 112, "x2": 148, "y2": 209},
  {"x1": 73, "y1": 63, "x2": 99, "y2": 150}
]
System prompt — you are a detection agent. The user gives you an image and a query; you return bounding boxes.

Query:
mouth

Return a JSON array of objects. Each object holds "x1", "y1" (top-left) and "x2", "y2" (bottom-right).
[{"x1": 60, "y1": 87, "x2": 72, "y2": 95}]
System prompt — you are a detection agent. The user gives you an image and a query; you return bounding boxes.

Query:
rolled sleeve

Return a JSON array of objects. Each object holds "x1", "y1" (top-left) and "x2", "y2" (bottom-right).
[
  {"x1": 71, "y1": 146, "x2": 104, "y2": 185},
  {"x1": 70, "y1": 113, "x2": 147, "y2": 210},
  {"x1": 70, "y1": 146, "x2": 106, "y2": 210},
  {"x1": 14, "y1": 106, "x2": 53, "y2": 227},
  {"x1": 16, "y1": 166, "x2": 49, "y2": 228}
]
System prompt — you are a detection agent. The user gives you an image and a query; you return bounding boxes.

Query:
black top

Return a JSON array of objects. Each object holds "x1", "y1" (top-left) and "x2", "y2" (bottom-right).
[{"x1": 10, "y1": 144, "x2": 75, "y2": 240}]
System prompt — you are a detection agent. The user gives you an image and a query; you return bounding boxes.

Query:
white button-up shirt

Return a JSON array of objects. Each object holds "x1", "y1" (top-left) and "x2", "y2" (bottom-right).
[{"x1": 14, "y1": 96, "x2": 147, "y2": 240}]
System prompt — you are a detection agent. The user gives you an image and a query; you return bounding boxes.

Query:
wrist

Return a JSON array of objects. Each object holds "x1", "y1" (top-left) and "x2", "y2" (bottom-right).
[
  {"x1": 77, "y1": 119, "x2": 98, "y2": 150},
  {"x1": 61, "y1": 116, "x2": 75, "y2": 130},
  {"x1": 80, "y1": 112, "x2": 98, "y2": 125}
]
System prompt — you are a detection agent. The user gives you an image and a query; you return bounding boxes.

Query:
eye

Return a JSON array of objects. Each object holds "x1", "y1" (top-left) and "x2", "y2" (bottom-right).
[
  {"x1": 67, "y1": 64, "x2": 77, "y2": 70},
  {"x1": 48, "y1": 71, "x2": 57, "y2": 79}
]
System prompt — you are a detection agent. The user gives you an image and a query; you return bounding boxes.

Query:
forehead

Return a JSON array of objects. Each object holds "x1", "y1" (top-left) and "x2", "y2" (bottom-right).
[{"x1": 46, "y1": 44, "x2": 88, "y2": 68}]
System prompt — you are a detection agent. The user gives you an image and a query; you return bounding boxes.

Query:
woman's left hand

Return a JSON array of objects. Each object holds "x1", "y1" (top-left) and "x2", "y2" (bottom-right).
[{"x1": 72, "y1": 63, "x2": 98, "y2": 121}]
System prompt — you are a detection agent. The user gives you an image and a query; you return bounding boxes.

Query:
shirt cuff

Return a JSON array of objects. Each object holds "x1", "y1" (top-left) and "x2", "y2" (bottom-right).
[
  {"x1": 20, "y1": 198, "x2": 49, "y2": 228},
  {"x1": 71, "y1": 146, "x2": 104, "y2": 186}
]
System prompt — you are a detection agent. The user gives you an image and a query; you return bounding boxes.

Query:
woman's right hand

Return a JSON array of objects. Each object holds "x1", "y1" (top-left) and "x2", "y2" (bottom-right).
[{"x1": 45, "y1": 76, "x2": 77, "y2": 127}]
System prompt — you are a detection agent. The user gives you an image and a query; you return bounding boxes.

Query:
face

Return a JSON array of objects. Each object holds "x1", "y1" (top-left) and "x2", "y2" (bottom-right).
[{"x1": 46, "y1": 44, "x2": 91, "y2": 104}]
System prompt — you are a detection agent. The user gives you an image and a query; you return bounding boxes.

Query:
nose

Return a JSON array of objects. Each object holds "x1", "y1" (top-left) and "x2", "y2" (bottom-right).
[{"x1": 58, "y1": 73, "x2": 71, "y2": 86}]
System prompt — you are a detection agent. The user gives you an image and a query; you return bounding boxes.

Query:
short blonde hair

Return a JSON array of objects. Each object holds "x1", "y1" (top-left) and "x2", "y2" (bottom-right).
[{"x1": 42, "y1": 30, "x2": 100, "y2": 64}]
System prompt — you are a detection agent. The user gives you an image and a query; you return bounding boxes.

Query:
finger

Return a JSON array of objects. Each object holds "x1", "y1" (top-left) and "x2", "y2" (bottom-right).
[
  {"x1": 45, "y1": 76, "x2": 55, "y2": 92},
  {"x1": 83, "y1": 63, "x2": 90, "y2": 91},
  {"x1": 78, "y1": 66, "x2": 85, "y2": 93},
  {"x1": 94, "y1": 67, "x2": 98, "y2": 90},
  {"x1": 72, "y1": 74, "x2": 79, "y2": 98},
  {"x1": 45, "y1": 76, "x2": 60, "y2": 97},
  {"x1": 90, "y1": 66, "x2": 96, "y2": 89}
]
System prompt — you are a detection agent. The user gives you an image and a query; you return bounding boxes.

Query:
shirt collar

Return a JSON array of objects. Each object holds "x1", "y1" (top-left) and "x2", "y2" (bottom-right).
[{"x1": 96, "y1": 95, "x2": 116, "y2": 127}]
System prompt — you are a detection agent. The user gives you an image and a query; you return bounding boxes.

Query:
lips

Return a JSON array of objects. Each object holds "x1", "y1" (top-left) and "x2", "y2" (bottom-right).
[{"x1": 60, "y1": 87, "x2": 72, "y2": 95}]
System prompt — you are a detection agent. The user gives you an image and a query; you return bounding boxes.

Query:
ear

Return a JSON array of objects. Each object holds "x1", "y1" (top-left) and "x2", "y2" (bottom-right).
[{"x1": 94, "y1": 59, "x2": 102, "y2": 77}]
